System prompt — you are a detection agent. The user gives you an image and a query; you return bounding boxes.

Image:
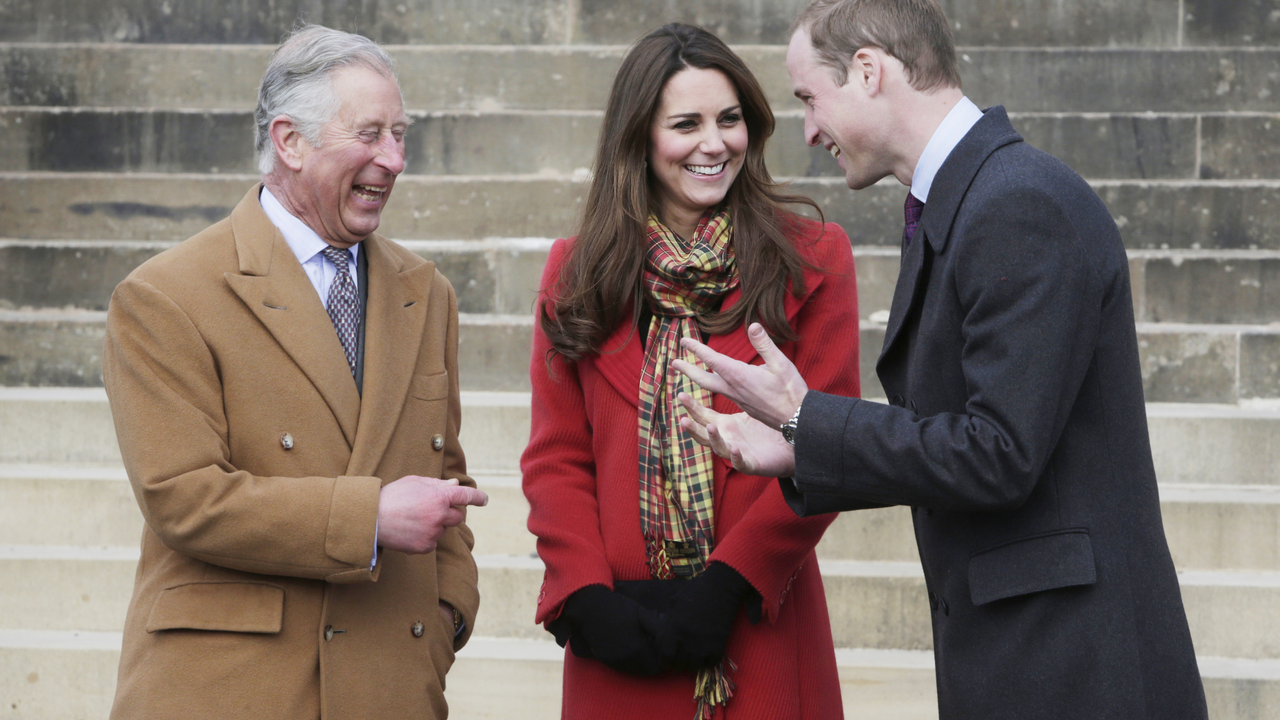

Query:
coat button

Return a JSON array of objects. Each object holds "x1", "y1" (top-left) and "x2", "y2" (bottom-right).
[
  {"x1": 324, "y1": 625, "x2": 334, "y2": 641},
  {"x1": 412, "y1": 621, "x2": 425, "y2": 638},
  {"x1": 928, "y1": 591, "x2": 938, "y2": 611},
  {"x1": 431, "y1": 434, "x2": 445, "y2": 451},
  {"x1": 281, "y1": 432, "x2": 294, "y2": 450},
  {"x1": 909, "y1": 399, "x2": 918, "y2": 413},
  {"x1": 891, "y1": 395, "x2": 905, "y2": 407},
  {"x1": 941, "y1": 598, "x2": 950, "y2": 616}
]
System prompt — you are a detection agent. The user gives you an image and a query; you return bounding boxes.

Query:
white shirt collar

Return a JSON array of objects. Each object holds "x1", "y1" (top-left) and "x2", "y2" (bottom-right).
[
  {"x1": 910, "y1": 96, "x2": 984, "y2": 204},
  {"x1": 259, "y1": 185, "x2": 358, "y2": 267}
]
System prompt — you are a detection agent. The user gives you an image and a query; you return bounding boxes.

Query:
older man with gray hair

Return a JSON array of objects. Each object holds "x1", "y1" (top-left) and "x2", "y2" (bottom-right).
[{"x1": 102, "y1": 24, "x2": 486, "y2": 719}]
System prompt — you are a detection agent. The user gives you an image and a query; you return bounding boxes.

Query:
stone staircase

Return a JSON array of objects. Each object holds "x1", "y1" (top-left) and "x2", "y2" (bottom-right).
[{"x1": 2, "y1": 1, "x2": 1279, "y2": 717}]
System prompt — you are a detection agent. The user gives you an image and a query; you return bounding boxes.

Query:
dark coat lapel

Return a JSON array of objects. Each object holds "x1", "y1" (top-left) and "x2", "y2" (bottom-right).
[
  {"x1": 346, "y1": 237, "x2": 433, "y2": 477},
  {"x1": 223, "y1": 185, "x2": 362, "y2": 447},
  {"x1": 591, "y1": 268, "x2": 827, "y2": 407},
  {"x1": 877, "y1": 106, "x2": 1024, "y2": 367}
]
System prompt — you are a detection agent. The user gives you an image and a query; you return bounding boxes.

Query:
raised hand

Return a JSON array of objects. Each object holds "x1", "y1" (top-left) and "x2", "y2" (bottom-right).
[
  {"x1": 677, "y1": 391, "x2": 796, "y2": 478},
  {"x1": 671, "y1": 322, "x2": 808, "y2": 429},
  {"x1": 377, "y1": 476, "x2": 488, "y2": 554}
]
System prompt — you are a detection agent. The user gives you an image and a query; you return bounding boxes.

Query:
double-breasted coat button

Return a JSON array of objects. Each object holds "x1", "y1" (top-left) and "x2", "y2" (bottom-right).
[
  {"x1": 928, "y1": 591, "x2": 939, "y2": 611},
  {"x1": 941, "y1": 598, "x2": 950, "y2": 616},
  {"x1": 324, "y1": 625, "x2": 334, "y2": 641},
  {"x1": 891, "y1": 394, "x2": 905, "y2": 407},
  {"x1": 281, "y1": 432, "x2": 294, "y2": 450},
  {"x1": 431, "y1": 434, "x2": 445, "y2": 451},
  {"x1": 411, "y1": 621, "x2": 425, "y2": 638}
]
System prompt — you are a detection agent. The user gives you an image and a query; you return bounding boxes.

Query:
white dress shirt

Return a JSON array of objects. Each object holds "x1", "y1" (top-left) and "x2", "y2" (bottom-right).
[
  {"x1": 909, "y1": 96, "x2": 984, "y2": 203},
  {"x1": 260, "y1": 186, "x2": 360, "y2": 303}
]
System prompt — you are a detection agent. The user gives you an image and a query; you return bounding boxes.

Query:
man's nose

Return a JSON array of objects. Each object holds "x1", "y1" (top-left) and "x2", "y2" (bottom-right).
[
  {"x1": 804, "y1": 112, "x2": 820, "y2": 147},
  {"x1": 376, "y1": 133, "x2": 406, "y2": 175}
]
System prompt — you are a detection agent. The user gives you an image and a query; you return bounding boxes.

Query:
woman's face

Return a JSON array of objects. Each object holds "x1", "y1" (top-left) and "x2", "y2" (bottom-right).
[{"x1": 648, "y1": 67, "x2": 749, "y2": 235}]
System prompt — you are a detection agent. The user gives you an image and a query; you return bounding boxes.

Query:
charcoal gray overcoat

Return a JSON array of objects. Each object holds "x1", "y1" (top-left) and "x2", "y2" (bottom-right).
[{"x1": 783, "y1": 107, "x2": 1208, "y2": 720}]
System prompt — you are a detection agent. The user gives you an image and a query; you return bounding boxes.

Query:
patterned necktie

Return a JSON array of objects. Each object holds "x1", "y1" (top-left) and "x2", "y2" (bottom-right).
[
  {"x1": 903, "y1": 192, "x2": 925, "y2": 247},
  {"x1": 321, "y1": 246, "x2": 359, "y2": 375}
]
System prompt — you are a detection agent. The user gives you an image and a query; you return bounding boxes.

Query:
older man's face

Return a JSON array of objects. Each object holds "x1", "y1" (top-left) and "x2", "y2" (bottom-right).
[{"x1": 290, "y1": 65, "x2": 408, "y2": 248}]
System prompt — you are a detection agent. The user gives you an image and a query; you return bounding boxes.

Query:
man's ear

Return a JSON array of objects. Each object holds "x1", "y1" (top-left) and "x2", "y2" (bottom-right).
[
  {"x1": 851, "y1": 47, "x2": 884, "y2": 97},
  {"x1": 269, "y1": 116, "x2": 306, "y2": 172}
]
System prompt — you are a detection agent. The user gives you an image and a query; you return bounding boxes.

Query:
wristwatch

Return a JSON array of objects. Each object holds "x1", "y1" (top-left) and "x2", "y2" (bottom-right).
[{"x1": 780, "y1": 403, "x2": 803, "y2": 446}]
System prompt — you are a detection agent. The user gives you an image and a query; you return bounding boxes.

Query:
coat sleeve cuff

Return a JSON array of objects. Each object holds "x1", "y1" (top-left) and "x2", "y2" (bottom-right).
[{"x1": 323, "y1": 474, "x2": 382, "y2": 580}]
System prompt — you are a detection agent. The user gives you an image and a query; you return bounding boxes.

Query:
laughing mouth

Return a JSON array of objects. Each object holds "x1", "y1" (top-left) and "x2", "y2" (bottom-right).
[
  {"x1": 686, "y1": 163, "x2": 725, "y2": 176},
  {"x1": 353, "y1": 184, "x2": 386, "y2": 202}
]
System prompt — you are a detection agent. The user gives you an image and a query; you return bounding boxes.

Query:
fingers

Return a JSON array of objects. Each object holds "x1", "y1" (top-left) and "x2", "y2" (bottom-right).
[
  {"x1": 669, "y1": 357, "x2": 729, "y2": 397},
  {"x1": 746, "y1": 322, "x2": 792, "y2": 372},
  {"x1": 446, "y1": 484, "x2": 489, "y2": 508}
]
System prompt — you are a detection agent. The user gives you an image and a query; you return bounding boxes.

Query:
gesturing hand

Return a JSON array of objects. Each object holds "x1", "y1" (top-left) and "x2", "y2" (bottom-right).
[
  {"x1": 671, "y1": 323, "x2": 808, "y2": 429},
  {"x1": 377, "y1": 476, "x2": 488, "y2": 554},
  {"x1": 677, "y1": 392, "x2": 796, "y2": 478}
]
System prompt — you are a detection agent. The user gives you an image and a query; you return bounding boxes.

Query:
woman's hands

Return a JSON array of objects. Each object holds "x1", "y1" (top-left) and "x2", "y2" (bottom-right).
[{"x1": 549, "y1": 564, "x2": 759, "y2": 675}]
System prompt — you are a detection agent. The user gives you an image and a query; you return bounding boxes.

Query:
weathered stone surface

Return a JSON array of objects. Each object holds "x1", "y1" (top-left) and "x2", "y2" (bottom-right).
[
  {"x1": 1141, "y1": 254, "x2": 1280, "y2": 324},
  {"x1": 818, "y1": 506, "x2": 919, "y2": 563},
  {"x1": 0, "y1": 0, "x2": 574, "y2": 45},
  {"x1": 1138, "y1": 328, "x2": 1239, "y2": 404},
  {"x1": 6, "y1": 45, "x2": 1280, "y2": 115},
  {"x1": 1200, "y1": 115, "x2": 1280, "y2": 180},
  {"x1": 1241, "y1": 333, "x2": 1280, "y2": 400},
  {"x1": 0, "y1": 0, "x2": 1185, "y2": 46},
  {"x1": 0, "y1": 244, "x2": 164, "y2": 312},
  {"x1": 1148, "y1": 406, "x2": 1280, "y2": 486},
  {"x1": 0, "y1": 314, "x2": 106, "y2": 387},
  {"x1": 1009, "y1": 114, "x2": 1197, "y2": 180},
  {"x1": 1097, "y1": 183, "x2": 1280, "y2": 250},
  {"x1": 1185, "y1": 0, "x2": 1280, "y2": 46},
  {"x1": 960, "y1": 49, "x2": 1280, "y2": 114},
  {"x1": 0, "y1": 109, "x2": 252, "y2": 173},
  {"x1": 458, "y1": 319, "x2": 534, "y2": 392}
]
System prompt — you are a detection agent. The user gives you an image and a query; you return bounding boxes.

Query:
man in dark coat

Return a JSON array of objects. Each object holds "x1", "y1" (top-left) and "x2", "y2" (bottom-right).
[{"x1": 672, "y1": 0, "x2": 1209, "y2": 717}]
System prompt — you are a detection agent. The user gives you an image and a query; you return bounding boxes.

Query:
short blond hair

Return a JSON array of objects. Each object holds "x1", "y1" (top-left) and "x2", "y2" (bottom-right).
[{"x1": 792, "y1": 0, "x2": 961, "y2": 91}]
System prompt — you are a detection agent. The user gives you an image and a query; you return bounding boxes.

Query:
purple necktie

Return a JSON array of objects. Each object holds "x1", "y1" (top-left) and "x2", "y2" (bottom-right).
[
  {"x1": 321, "y1": 246, "x2": 359, "y2": 375},
  {"x1": 903, "y1": 192, "x2": 925, "y2": 247}
]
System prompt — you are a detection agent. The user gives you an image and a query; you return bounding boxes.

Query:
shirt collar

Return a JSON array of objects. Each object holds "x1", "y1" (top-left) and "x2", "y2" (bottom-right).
[
  {"x1": 259, "y1": 186, "x2": 358, "y2": 266},
  {"x1": 909, "y1": 96, "x2": 983, "y2": 204}
]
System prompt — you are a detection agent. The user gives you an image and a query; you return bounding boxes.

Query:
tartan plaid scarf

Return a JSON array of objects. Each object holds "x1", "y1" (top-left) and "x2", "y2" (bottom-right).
[
  {"x1": 637, "y1": 209, "x2": 740, "y2": 719},
  {"x1": 637, "y1": 209, "x2": 738, "y2": 581}
]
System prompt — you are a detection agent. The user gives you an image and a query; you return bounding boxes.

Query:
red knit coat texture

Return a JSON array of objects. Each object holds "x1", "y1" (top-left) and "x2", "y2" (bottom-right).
[{"x1": 522, "y1": 219, "x2": 861, "y2": 719}]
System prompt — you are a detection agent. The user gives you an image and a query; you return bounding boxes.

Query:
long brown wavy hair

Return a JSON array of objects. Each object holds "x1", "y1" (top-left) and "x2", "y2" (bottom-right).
[{"x1": 540, "y1": 22, "x2": 821, "y2": 362}]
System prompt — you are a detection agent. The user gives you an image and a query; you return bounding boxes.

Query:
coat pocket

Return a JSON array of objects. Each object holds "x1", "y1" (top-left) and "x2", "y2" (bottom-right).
[
  {"x1": 968, "y1": 529, "x2": 1096, "y2": 606},
  {"x1": 410, "y1": 371, "x2": 450, "y2": 401},
  {"x1": 145, "y1": 581, "x2": 285, "y2": 634}
]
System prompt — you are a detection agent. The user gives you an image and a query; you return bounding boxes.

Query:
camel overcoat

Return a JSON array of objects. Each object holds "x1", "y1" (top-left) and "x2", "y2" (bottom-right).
[{"x1": 102, "y1": 185, "x2": 479, "y2": 720}]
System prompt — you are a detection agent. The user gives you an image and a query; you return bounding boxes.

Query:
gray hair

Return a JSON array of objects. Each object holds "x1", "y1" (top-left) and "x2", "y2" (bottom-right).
[{"x1": 254, "y1": 25, "x2": 399, "y2": 175}]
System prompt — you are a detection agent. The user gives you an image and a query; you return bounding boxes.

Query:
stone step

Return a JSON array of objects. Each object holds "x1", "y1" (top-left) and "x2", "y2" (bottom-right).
[
  {"x1": 3, "y1": 0, "x2": 1225, "y2": 47},
  {"x1": 7, "y1": 107, "x2": 1276, "y2": 181},
  {"x1": 3, "y1": 631, "x2": 1279, "y2": 720},
  {"x1": 4, "y1": 389, "x2": 1280, "y2": 483},
  {"x1": 6, "y1": 309, "x2": 1280, "y2": 402},
  {"x1": 3, "y1": 44, "x2": 1279, "y2": 115},
  {"x1": 3, "y1": 173, "x2": 1279, "y2": 251},
  {"x1": 6, "y1": 240, "x2": 1280, "y2": 328},
  {"x1": 4, "y1": 549, "x2": 1280, "y2": 660},
  {"x1": 8, "y1": 464, "x2": 1280, "y2": 571}
]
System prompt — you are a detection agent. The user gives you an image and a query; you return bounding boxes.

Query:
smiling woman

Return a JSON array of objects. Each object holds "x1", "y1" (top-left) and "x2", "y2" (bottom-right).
[{"x1": 522, "y1": 21, "x2": 860, "y2": 720}]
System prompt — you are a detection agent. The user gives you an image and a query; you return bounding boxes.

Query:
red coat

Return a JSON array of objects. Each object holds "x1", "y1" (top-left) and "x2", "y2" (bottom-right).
[{"x1": 521, "y1": 220, "x2": 861, "y2": 719}]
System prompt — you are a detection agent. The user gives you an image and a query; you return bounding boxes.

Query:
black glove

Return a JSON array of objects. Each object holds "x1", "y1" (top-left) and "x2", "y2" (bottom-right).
[
  {"x1": 545, "y1": 584, "x2": 665, "y2": 676},
  {"x1": 655, "y1": 562, "x2": 759, "y2": 671}
]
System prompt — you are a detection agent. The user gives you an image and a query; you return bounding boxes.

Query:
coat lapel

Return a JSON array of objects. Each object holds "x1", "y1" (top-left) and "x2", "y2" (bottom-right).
[
  {"x1": 346, "y1": 237, "x2": 433, "y2": 477},
  {"x1": 589, "y1": 269, "x2": 827, "y2": 406},
  {"x1": 877, "y1": 106, "x2": 1025, "y2": 368},
  {"x1": 223, "y1": 185, "x2": 362, "y2": 447}
]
